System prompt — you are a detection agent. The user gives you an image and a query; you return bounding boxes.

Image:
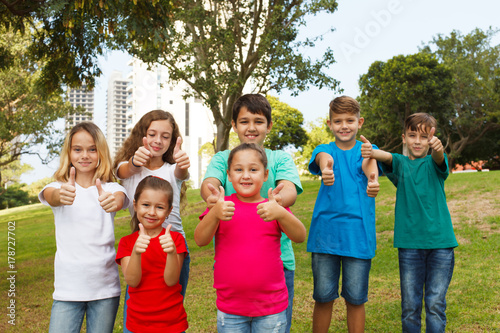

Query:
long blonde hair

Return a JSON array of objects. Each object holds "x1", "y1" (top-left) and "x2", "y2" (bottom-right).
[{"x1": 53, "y1": 122, "x2": 115, "y2": 183}]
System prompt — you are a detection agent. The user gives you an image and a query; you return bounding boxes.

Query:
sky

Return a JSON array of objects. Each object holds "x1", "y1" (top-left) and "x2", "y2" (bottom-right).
[{"x1": 20, "y1": 0, "x2": 500, "y2": 184}]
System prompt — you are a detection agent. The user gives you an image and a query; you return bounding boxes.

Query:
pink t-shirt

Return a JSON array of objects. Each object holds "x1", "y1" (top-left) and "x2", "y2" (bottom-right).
[{"x1": 200, "y1": 193, "x2": 289, "y2": 316}]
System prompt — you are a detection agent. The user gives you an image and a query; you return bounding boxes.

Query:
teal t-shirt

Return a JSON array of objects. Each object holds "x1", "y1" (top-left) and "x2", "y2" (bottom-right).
[
  {"x1": 203, "y1": 149, "x2": 303, "y2": 270},
  {"x1": 382, "y1": 153, "x2": 458, "y2": 249}
]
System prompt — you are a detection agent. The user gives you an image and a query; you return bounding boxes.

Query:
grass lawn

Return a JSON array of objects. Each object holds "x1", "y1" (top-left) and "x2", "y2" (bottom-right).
[{"x1": 1, "y1": 171, "x2": 499, "y2": 332}]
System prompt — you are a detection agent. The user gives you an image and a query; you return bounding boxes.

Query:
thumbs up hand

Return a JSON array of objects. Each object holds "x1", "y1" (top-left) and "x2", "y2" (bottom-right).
[
  {"x1": 134, "y1": 223, "x2": 151, "y2": 254},
  {"x1": 213, "y1": 186, "x2": 235, "y2": 221},
  {"x1": 206, "y1": 183, "x2": 221, "y2": 209},
  {"x1": 321, "y1": 158, "x2": 335, "y2": 186},
  {"x1": 270, "y1": 183, "x2": 285, "y2": 206},
  {"x1": 60, "y1": 167, "x2": 76, "y2": 205},
  {"x1": 96, "y1": 179, "x2": 119, "y2": 213},
  {"x1": 366, "y1": 172, "x2": 380, "y2": 198},
  {"x1": 132, "y1": 137, "x2": 153, "y2": 168},
  {"x1": 257, "y1": 188, "x2": 285, "y2": 222},
  {"x1": 427, "y1": 127, "x2": 443, "y2": 153},
  {"x1": 159, "y1": 224, "x2": 177, "y2": 255},
  {"x1": 173, "y1": 137, "x2": 190, "y2": 170},
  {"x1": 360, "y1": 135, "x2": 373, "y2": 159}
]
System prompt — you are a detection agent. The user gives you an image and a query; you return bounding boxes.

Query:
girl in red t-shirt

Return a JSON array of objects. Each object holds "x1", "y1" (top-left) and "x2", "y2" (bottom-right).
[{"x1": 116, "y1": 176, "x2": 188, "y2": 333}]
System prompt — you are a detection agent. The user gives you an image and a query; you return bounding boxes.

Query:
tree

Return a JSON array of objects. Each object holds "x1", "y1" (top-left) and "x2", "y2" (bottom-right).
[
  {"x1": 1, "y1": 0, "x2": 176, "y2": 93},
  {"x1": 120, "y1": 0, "x2": 340, "y2": 152},
  {"x1": 358, "y1": 52, "x2": 454, "y2": 154},
  {"x1": 0, "y1": 159, "x2": 33, "y2": 189},
  {"x1": 265, "y1": 96, "x2": 307, "y2": 151},
  {"x1": 0, "y1": 25, "x2": 75, "y2": 189},
  {"x1": 421, "y1": 28, "x2": 500, "y2": 165},
  {"x1": 0, "y1": 184, "x2": 34, "y2": 209}
]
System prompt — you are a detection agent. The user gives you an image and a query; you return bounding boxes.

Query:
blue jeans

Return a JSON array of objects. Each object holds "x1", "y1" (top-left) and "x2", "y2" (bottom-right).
[
  {"x1": 311, "y1": 253, "x2": 371, "y2": 305},
  {"x1": 217, "y1": 309, "x2": 287, "y2": 333},
  {"x1": 284, "y1": 268, "x2": 294, "y2": 333},
  {"x1": 398, "y1": 248, "x2": 455, "y2": 333},
  {"x1": 49, "y1": 297, "x2": 119, "y2": 333},
  {"x1": 123, "y1": 249, "x2": 190, "y2": 333}
]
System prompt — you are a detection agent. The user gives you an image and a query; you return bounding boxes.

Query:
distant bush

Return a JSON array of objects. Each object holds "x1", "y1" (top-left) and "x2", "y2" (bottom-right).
[{"x1": 0, "y1": 184, "x2": 36, "y2": 209}]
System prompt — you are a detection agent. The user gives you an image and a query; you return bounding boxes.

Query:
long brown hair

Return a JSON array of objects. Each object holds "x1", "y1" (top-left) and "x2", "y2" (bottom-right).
[
  {"x1": 54, "y1": 122, "x2": 114, "y2": 183},
  {"x1": 131, "y1": 176, "x2": 174, "y2": 233},
  {"x1": 113, "y1": 110, "x2": 187, "y2": 213}
]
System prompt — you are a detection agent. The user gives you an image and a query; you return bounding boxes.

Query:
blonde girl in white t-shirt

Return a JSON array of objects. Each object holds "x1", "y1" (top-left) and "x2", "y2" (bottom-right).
[
  {"x1": 113, "y1": 110, "x2": 190, "y2": 332},
  {"x1": 39, "y1": 122, "x2": 129, "y2": 333}
]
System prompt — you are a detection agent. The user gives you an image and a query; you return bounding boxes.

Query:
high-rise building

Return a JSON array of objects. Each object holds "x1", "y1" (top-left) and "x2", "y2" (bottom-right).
[
  {"x1": 66, "y1": 85, "x2": 94, "y2": 128},
  {"x1": 126, "y1": 58, "x2": 216, "y2": 188},
  {"x1": 107, "y1": 71, "x2": 130, "y2": 159}
]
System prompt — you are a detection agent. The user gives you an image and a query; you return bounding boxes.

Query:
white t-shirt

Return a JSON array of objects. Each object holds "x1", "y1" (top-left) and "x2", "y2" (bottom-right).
[
  {"x1": 117, "y1": 162, "x2": 187, "y2": 237},
  {"x1": 39, "y1": 181, "x2": 129, "y2": 301}
]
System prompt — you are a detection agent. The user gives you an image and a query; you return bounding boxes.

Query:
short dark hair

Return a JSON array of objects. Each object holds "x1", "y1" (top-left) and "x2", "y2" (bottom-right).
[
  {"x1": 232, "y1": 94, "x2": 272, "y2": 125},
  {"x1": 228, "y1": 143, "x2": 268, "y2": 170},
  {"x1": 130, "y1": 176, "x2": 174, "y2": 233},
  {"x1": 329, "y1": 96, "x2": 361, "y2": 119},
  {"x1": 405, "y1": 113, "x2": 437, "y2": 133}
]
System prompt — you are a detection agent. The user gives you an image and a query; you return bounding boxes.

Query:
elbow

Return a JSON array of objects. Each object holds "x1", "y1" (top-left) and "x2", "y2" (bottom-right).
[{"x1": 127, "y1": 279, "x2": 140, "y2": 288}]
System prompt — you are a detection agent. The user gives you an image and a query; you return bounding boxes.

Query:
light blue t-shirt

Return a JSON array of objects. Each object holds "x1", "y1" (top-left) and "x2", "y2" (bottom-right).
[
  {"x1": 307, "y1": 141, "x2": 380, "y2": 259},
  {"x1": 203, "y1": 148, "x2": 303, "y2": 270}
]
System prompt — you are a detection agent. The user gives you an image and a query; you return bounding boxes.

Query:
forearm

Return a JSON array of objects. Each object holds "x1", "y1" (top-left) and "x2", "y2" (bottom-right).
[
  {"x1": 174, "y1": 167, "x2": 189, "y2": 181},
  {"x1": 431, "y1": 150, "x2": 445, "y2": 166},
  {"x1": 362, "y1": 158, "x2": 379, "y2": 180},
  {"x1": 44, "y1": 188, "x2": 62, "y2": 206},
  {"x1": 371, "y1": 149, "x2": 393, "y2": 165},
  {"x1": 194, "y1": 210, "x2": 220, "y2": 246},
  {"x1": 277, "y1": 209, "x2": 306, "y2": 243},
  {"x1": 116, "y1": 159, "x2": 141, "y2": 179},
  {"x1": 123, "y1": 254, "x2": 143, "y2": 288},
  {"x1": 164, "y1": 253, "x2": 183, "y2": 286},
  {"x1": 276, "y1": 180, "x2": 298, "y2": 207}
]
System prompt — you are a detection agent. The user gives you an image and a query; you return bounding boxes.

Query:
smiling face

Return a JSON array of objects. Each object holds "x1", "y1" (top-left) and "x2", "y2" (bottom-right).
[
  {"x1": 133, "y1": 188, "x2": 173, "y2": 235},
  {"x1": 70, "y1": 130, "x2": 99, "y2": 176},
  {"x1": 232, "y1": 107, "x2": 272, "y2": 146},
  {"x1": 227, "y1": 149, "x2": 269, "y2": 203},
  {"x1": 403, "y1": 124, "x2": 431, "y2": 160},
  {"x1": 327, "y1": 113, "x2": 364, "y2": 150},
  {"x1": 145, "y1": 119, "x2": 173, "y2": 158}
]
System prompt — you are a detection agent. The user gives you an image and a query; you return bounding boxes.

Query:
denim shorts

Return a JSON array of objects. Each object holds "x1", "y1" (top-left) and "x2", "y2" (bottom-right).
[
  {"x1": 311, "y1": 252, "x2": 371, "y2": 305},
  {"x1": 217, "y1": 309, "x2": 287, "y2": 333}
]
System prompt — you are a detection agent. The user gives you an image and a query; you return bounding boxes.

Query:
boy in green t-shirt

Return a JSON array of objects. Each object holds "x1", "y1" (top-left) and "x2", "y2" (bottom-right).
[
  {"x1": 361, "y1": 113, "x2": 458, "y2": 333},
  {"x1": 200, "y1": 94, "x2": 303, "y2": 333}
]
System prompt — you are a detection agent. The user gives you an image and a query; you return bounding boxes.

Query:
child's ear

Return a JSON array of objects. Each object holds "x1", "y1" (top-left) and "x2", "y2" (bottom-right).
[
  {"x1": 133, "y1": 199, "x2": 137, "y2": 211},
  {"x1": 166, "y1": 205, "x2": 173, "y2": 218},
  {"x1": 402, "y1": 133, "x2": 406, "y2": 144},
  {"x1": 266, "y1": 121, "x2": 273, "y2": 133},
  {"x1": 231, "y1": 120, "x2": 237, "y2": 132},
  {"x1": 264, "y1": 169, "x2": 269, "y2": 182},
  {"x1": 227, "y1": 169, "x2": 232, "y2": 182},
  {"x1": 358, "y1": 117, "x2": 365, "y2": 128}
]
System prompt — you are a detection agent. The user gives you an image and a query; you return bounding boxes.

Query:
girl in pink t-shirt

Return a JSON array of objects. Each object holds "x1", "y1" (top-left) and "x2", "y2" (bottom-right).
[
  {"x1": 116, "y1": 176, "x2": 188, "y2": 333},
  {"x1": 195, "y1": 143, "x2": 306, "y2": 332}
]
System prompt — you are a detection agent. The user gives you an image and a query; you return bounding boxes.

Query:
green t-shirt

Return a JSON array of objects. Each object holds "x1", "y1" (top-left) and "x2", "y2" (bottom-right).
[
  {"x1": 203, "y1": 148, "x2": 303, "y2": 270},
  {"x1": 382, "y1": 153, "x2": 458, "y2": 249}
]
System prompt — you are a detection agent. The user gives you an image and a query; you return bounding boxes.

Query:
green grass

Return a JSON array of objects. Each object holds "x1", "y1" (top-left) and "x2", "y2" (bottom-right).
[{"x1": 1, "y1": 171, "x2": 499, "y2": 332}]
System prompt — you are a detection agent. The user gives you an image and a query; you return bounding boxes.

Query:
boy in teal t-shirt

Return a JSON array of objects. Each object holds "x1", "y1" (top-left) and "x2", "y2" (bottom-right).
[
  {"x1": 201, "y1": 94, "x2": 303, "y2": 333},
  {"x1": 362, "y1": 112, "x2": 458, "y2": 333}
]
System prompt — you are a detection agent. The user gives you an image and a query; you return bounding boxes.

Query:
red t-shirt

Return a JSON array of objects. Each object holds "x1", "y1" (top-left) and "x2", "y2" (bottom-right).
[
  {"x1": 200, "y1": 194, "x2": 288, "y2": 317},
  {"x1": 116, "y1": 228, "x2": 188, "y2": 333}
]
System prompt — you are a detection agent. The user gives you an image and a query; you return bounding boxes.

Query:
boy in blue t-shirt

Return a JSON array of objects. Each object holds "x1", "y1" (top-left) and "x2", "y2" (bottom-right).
[
  {"x1": 200, "y1": 94, "x2": 303, "y2": 333},
  {"x1": 308, "y1": 96, "x2": 380, "y2": 333},
  {"x1": 361, "y1": 113, "x2": 457, "y2": 333}
]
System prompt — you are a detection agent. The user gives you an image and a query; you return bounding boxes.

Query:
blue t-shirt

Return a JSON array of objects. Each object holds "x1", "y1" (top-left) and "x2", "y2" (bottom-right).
[
  {"x1": 307, "y1": 141, "x2": 380, "y2": 259},
  {"x1": 203, "y1": 148, "x2": 303, "y2": 270}
]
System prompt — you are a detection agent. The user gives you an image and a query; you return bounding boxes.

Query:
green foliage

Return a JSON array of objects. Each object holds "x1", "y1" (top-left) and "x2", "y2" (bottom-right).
[
  {"x1": 0, "y1": 183, "x2": 34, "y2": 209},
  {"x1": 358, "y1": 52, "x2": 454, "y2": 153},
  {"x1": 0, "y1": 159, "x2": 33, "y2": 189},
  {"x1": 0, "y1": 0, "x2": 176, "y2": 93},
  {"x1": 120, "y1": 0, "x2": 341, "y2": 152},
  {"x1": 0, "y1": 25, "x2": 76, "y2": 186},
  {"x1": 294, "y1": 117, "x2": 335, "y2": 174},
  {"x1": 421, "y1": 28, "x2": 500, "y2": 165},
  {"x1": 265, "y1": 95, "x2": 308, "y2": 151}
]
